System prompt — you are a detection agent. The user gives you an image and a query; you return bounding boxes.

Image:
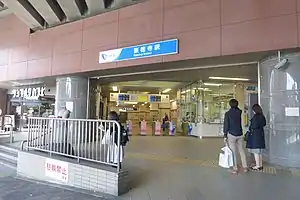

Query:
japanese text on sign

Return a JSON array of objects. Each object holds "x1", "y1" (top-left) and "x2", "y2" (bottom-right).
[{"x1": 45, "y1": 158, "x2": 68, "y2": 183}]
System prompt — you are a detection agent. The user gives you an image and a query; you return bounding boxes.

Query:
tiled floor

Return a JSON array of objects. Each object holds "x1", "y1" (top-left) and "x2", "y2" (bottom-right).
[
  {"x1": 120, "y1": 136, "x2": 300, "y2": 200},
  {"x1": 3, "y1": 135, "x2": 300, "y2": 200}
]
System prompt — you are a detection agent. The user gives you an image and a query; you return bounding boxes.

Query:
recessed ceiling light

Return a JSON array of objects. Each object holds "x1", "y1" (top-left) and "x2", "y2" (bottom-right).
[
  {"x1": 112, "y1": 86, "x2": 118, "y2": 91},
  {"x1": 209, "y1": 77, "x2": 249, "y2": 81}
]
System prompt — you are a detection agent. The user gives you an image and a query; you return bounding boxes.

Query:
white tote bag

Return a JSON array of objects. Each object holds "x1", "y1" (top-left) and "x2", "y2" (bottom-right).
[{"x1": 219, "y1": 146, "x2": 234, "y2": 168}]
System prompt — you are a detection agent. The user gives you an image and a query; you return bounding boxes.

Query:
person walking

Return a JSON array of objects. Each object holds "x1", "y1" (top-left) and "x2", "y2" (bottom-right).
[
  {"x1": 246, "y1": 104, "x2": 266, "y2": 171},
  {"x1": 223, "y1": 99, "x2": 248, "y2": 174}
]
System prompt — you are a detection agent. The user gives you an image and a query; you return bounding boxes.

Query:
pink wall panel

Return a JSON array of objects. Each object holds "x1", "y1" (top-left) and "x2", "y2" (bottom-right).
[
  {"x1": 118, "y1": 11, "x2": 163, "y2": 44},
  {"x1": 29, "y1": 31, "x2": 54, "y2": 60},
  {"x1": 83, "y1": 10, "x2": 118, "y2": 29},
  {"x1": 0, "y1": 65, "x2": 7, "y2": 81},
  {"x1": 0, "y1": 49, "x2": 9, "y2": 66},
  {"x1": 116, "y1": 55, "x2": 162, "y2": 68},
  {"x1": 81, "y1": 47, "x2": 117, "y2": 72},
  {"x1": 164, "y1": 0, "x2": 202, "y2": 8},
  {"x1": 0, "y1": 28, "x2": 29, "y2": 48},
  {"x1": 27, "y1": 58, "x2": 52, "y2": 78},
  {"x1": 222, "y1": 0, "x2": 297, "y2": 25},
  {"x1": 82, "y1": 22, "x2": 118, "y2": 50},
  {"x1": 52, "y1": 51, "x2": 81, "y2": 75},
  {"x1": 163, "y1": 27, "x2": 221, "y2": 62},
  {"x1": 10, "y1": 46, "x2": 29, "y2": 63},
  {"x1": 53, "y1": 31, "x2": 82, "y2": 55},
  {"x1": 222, "y1": 14, "x2": 298, "y2": 55},
  {"x1": 48, "y1": 20, "x2": 83, "y2": 38},
  {"x1": 7, "y1": 61, "x2": 27, "y2": 80},
  {"x1": 119, "y1": 0, "x2": 162, "y2": 19},
  {"x1": 1, "y1": 1, "x2": 300, "y2": 83},
  {"x1": 163, "y1": 0, "x2": 220, "y2": 35}
]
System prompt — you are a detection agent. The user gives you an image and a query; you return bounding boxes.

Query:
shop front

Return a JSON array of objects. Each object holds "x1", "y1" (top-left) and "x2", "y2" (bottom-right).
[{"x1": 8, "y1": 86, "x2": 55, "y2": 131}]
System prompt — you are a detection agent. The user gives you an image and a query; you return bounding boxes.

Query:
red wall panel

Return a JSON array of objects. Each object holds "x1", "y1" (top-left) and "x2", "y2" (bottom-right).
[
  {"x1": 29, "y1": 31, "x2": 54, "y2": 60},
  {"x1": 53, "y1": 31, "x2": 82, "y2": 55},
  {"x1": 81, "y1": 47, "x2": 117, "y2": 72},
  {"x1": 0, "y1": 65, "x2": 8, "y2": 81},
  {"x1": 222, "y1": 0, "x2": 297, "y2": 25},
  {"x1": 119, "y1": 0, "x2": 162, "y2": 19},
  {"x1": 163, "y1": 0, "x2": 220, "y2": 35},
  {"x1": 0, "y1": 49, "x2": 9, "y2": 66},
  {"x1": 0, "y1": 0, "x2": 300, "y2": 83},
  {"x1": 52, "y1": 51, "x2": 81, "y2": 75},
  {"x1": 163, "y1": 27, "x2": 221, "y2": 62},
  {"x1": 10, "y1": 46, "x2": 29, "y2": 63},
  {"x1": 118, "y1": 11, "x2": 163, "y2": 44},
  {"x1": 7, "y1": 61, "x2": 27, "y2": 80},
  {"x1": 27, "y1": 58, "x2": 52, "y2": 79},
  {"x1": 82, "y1": 22, "x2": 118, "y2": 50},
  {"x1": 222, "y1": 14, "x2": 298, "y2": 55}
]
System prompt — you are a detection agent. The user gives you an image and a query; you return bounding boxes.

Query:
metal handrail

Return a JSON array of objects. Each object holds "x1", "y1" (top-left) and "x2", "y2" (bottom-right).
[{"x1": 25, "y1": 117, "x2": 122, "y2": 171}]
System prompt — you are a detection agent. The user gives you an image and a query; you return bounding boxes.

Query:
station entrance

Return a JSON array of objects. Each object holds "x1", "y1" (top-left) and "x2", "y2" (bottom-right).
[{"x1": 88, "y1": 62, "x2": 259, "y2": 138}]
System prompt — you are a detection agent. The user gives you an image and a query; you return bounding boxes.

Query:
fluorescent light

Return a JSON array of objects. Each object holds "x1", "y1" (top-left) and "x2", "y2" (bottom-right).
[
  {"x1": 209, "y1": 77, "x2": 249, "y2": 81},
  {"x1": 196, "y1": 88, "x2": 212, "y2": 91},
  {"x1": 124, "y1": 102, "x2": 137, "y2": 105},
  {"x1": 112, "y1": 86, "x2": 118, "y2": 91},
  {"x1": 209, "y1": 93, "x2": 230, "y2": 96},
  {"x1": 181, "y1": 89, "x2": 191, "y2": 94},
  {"x1": 162, "y1": 88, "x2": 172, "y2": 93},
  {"x1": 204, "y1": 83, "x2": 222, "y2": 86}
]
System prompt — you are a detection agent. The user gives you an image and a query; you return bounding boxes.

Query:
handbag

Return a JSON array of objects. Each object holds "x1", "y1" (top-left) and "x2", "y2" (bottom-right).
[{"x1": 218, "y1": 145, "x2": 234, "y2": 168}]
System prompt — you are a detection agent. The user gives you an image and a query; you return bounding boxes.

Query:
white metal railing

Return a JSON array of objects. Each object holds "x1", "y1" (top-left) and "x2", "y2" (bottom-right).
[{"x1": 24, "y1": 117, "x2": 122, "y2": 171}]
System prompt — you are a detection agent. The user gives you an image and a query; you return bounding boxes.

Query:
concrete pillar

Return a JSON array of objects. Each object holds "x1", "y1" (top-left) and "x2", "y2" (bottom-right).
[
  {"x1": 234, "y1": 83, "x2": 245, "y2": 126},
  {"x1": 260, "y1": 52, "x2": 300, "y2": 168},
  {"x1": 55, "y1": 77, "x2": 88, "y2": 119}
]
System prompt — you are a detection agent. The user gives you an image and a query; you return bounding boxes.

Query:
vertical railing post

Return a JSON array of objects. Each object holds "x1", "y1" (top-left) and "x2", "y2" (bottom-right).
[{"x1": 117, "y1": 121, "x2": 121, "y2": 172}]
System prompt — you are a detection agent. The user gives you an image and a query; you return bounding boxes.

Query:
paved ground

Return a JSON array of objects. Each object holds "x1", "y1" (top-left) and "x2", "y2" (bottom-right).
[{"x1": 2, "y1": 136, "x2": 300, "y2": 200}]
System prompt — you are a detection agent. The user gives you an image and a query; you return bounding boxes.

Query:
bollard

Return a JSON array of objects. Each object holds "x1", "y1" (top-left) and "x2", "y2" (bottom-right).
[
  {"x1": 188, "y1": 123, "x2": 193, "y2": 136},
  {"x1": 169, "y1": 121, "x2": 176, "y2": 136},
  {"x1": 140, "y1": 120, "x2": 147, "y2": 136},
  {"x1": 154, "y1": 121, "x2": 161, "y2": 136}
]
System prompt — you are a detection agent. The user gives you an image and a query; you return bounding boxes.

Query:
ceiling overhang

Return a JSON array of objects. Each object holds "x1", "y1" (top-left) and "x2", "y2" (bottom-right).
[{"x1": 0, "y1": 0, "x2": 143, "y2": 30}]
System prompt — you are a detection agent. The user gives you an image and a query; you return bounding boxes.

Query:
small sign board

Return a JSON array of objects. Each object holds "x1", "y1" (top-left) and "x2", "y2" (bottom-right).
[{"x1": 45, "y1": 158, "x2": 68, "y2": 183}]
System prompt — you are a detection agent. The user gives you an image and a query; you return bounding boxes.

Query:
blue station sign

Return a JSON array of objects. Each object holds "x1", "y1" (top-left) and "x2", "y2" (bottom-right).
[{"x1": 99, "y1": 39, "x2": 178, "y2": 64}]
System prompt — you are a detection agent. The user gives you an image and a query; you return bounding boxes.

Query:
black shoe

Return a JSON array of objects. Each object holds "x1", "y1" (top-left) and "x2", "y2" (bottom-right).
[{"x1": 250, "y1": 166, "x2": 263, "y2": 171}]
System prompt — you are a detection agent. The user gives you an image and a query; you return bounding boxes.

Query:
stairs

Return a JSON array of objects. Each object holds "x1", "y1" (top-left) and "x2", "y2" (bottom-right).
[{"x1": 0, "y1": 145, "x2": 18, "y2": 170}]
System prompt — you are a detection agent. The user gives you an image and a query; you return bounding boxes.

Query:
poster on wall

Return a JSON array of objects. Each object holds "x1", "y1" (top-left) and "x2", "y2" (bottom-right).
[
  {"x1": 285, "y1": 107, "x2": 300, "y2": 117},
  {"x1": 65, "y1": 102, "x2": 73, "y2": 112},
  {"x1": 45, "y1": 158, "x2": 68, "y2": 183}
]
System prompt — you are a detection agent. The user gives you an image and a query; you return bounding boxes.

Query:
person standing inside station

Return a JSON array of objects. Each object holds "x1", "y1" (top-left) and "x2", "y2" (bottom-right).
[
  {"x1": 246, "y1": 104, "x2": 266, "y2": 171},
  {"x1": 223, "y1": 99, "x2": 248, "y2": 174},
  {"x1": 162, "y1": 113, "x2": 169, "y2": 131}
]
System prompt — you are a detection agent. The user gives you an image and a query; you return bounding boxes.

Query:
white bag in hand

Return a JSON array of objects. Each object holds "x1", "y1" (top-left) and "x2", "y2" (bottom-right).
[
  {"x1": 101, "y1": 129, "x2": 112, "y2": 145},
  {"x1": 219, "y1": 146, "x2": 234, "y2": 168}
]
